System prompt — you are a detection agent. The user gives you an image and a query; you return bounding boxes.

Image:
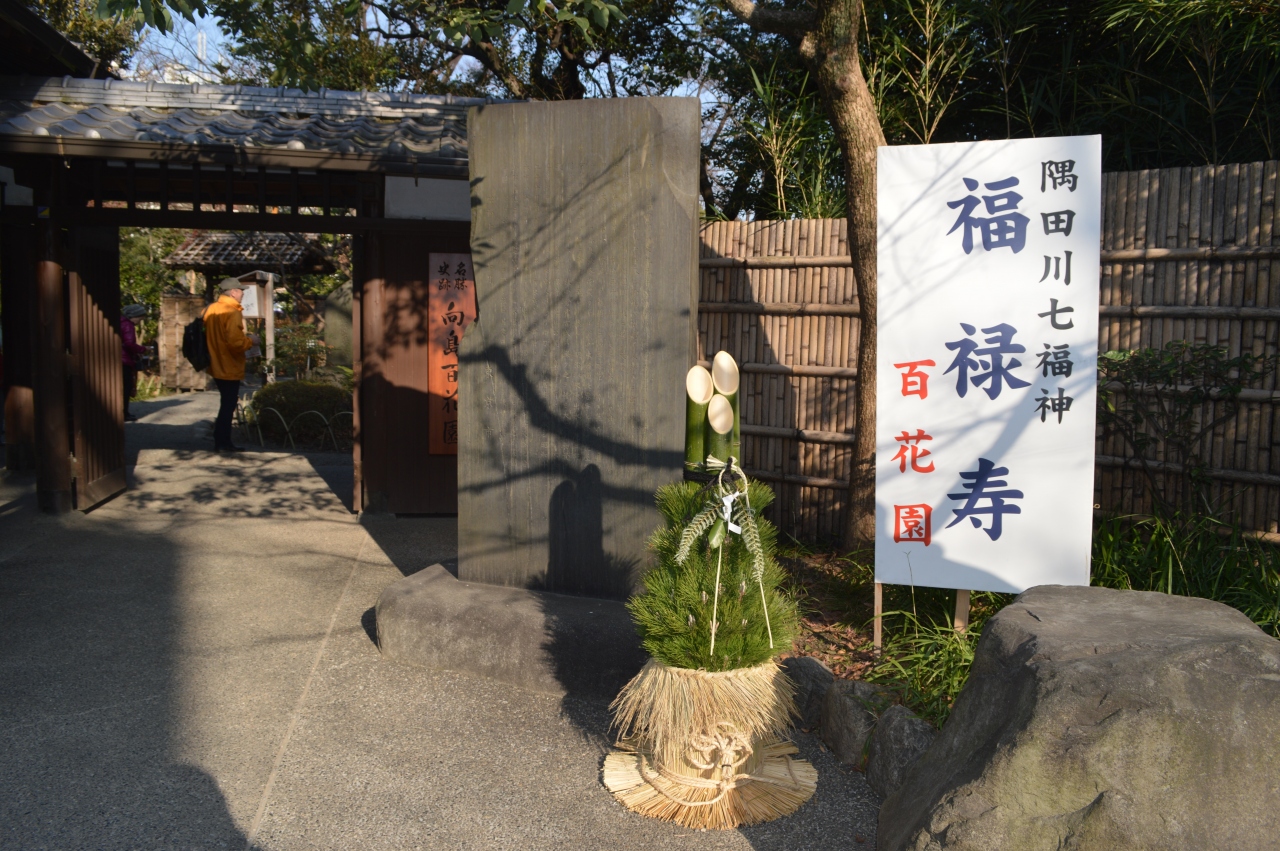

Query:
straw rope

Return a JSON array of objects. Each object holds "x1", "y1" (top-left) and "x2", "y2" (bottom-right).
[{"x1": 603, "y1": 740, "x2": 817, "y2": 829}]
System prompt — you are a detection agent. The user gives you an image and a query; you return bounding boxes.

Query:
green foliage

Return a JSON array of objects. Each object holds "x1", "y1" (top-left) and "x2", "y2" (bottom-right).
[
  {"x1": 249, "y1": 379, "x2": 351, "y2": 447},
  {"x1": 629, "y1": 480, "x2": 799, "y2": 673},
  {"x1": 201, "y1": 0, "x2": 650, "y2": 97},
  {"x1": 861, "y1": 514, "x2": 1280, "y2": 727},
  {"x1": 868, "y1": 614, "x2": 980, "y2": 728},
  {"x1": 701, "y1": 0, "x2": 1280, "y2": 219},
  {"x1": 22, "y1": 0, "x2": 138, "y2": 69},
  {"x1": 119, "y1": 227, "x2": 192, "y2": 341},
  {"x1": 863, "y1": 583, "x2": 1010, "y2": 727},
  {"x1": 265, "y1": 324, "x2": 328, "y2": 379},
  {"x1": 1093, "y1": 514, "x2": 1280, "y2": 638},
  {"x1": 211, "y1": 0, "x2": 403, "y2": 91},
  {"x1": 725, "y1": 65, "x2": 845, "y2": 221},
  {"x1": 863, "y1": 0, "x2": 977, "y2": 145},
  {"x1": 98, "y1": 0, "x2": 202, "y2": 34},
  {"x1": 1098, "y1": 342, "x2": 1278, "y2": 517}
]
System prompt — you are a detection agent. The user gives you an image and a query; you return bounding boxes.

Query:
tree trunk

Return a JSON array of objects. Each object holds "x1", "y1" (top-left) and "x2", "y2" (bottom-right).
[
  {"x1": 721, "y1": 0, "x2": 885, "y2": 549},
  {"x1": 798, "y1": 0, "x2": 885, "y2": 549}
]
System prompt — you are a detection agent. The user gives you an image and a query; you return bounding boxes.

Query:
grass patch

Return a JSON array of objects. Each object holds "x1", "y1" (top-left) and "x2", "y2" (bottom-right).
[
  {"x1": 778, "y1": 517, "x2": 1280, "y2": 729},
  {"x1": 1093, "y1": 514, "x2": 1280, "y2": 638}
]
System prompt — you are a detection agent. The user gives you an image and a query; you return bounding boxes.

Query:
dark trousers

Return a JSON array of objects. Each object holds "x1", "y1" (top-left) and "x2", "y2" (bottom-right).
[
  {"x1": 122, "y1": 366, "x2": 137, "y2": 415},
  {"x1": 214, "y1": 378, "x2": 240, "y2": 448}
]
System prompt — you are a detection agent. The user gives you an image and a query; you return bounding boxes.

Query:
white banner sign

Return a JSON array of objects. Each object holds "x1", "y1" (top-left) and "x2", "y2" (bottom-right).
[{"x1": 875, "y1": 136, "x2": 1101, "y2": 593}]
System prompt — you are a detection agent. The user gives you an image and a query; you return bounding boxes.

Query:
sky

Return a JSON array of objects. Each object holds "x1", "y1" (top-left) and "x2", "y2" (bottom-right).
[{"x1": 128, "y1": 13, "x2": 233, "y2": 84}]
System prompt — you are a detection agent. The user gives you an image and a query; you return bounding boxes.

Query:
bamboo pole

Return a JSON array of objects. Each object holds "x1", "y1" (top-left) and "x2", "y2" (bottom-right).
[
  {"x1": 712, "y1": 351, "x2": 741, "y2": 461},
  {"x1": 685, "y1": 365, "x2": 714, "y2": 469},
  {"x1": 707, "y1": 393, "x2": 733, "y2": 462}
]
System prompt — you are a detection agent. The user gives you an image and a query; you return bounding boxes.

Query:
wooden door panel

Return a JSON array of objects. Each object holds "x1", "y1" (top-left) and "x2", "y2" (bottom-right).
[
  {"x1": 68, "y1": 227, "x2": 126, "y2": 511},
  {"x1": 356, "y1": 225, "x2": 469, "y2": 514}
]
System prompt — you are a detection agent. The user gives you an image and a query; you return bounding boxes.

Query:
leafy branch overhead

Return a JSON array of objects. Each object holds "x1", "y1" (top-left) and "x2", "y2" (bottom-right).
[
  {"x1": 98, "y1": 0, "x2": 202, "y2": 33},
  {"x1": 425, "y1": 0, "x2": 626, "y2": 47}
]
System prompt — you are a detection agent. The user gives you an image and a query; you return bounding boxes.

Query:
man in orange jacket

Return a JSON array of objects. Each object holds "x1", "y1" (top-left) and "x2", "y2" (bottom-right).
[{"x1": 204, "y1": 278, "x2": 259, "y2": 452}]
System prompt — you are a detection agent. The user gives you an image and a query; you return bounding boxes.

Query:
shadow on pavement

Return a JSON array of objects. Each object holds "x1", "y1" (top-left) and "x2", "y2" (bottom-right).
[{"x1": 0, "y1": 482, "x2": 260, "y2": 849}]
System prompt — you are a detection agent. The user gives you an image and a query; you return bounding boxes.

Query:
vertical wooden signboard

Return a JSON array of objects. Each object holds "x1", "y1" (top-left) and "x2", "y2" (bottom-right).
[
  {"x1": 428, "y1": 253, "x2": 477, "y2": 455},
  {"x1": 875, "y1": 136, "x2": 1101, "y2": 606}
]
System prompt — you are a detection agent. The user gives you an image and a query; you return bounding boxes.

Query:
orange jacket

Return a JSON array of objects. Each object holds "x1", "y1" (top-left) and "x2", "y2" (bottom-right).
[{"x1": 203, "y1": 296, "x2": 254, "y2": 381}]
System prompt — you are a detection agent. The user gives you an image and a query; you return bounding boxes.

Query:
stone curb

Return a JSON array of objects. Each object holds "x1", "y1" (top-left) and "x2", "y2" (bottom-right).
[{"x1": 375, "y1": 564, "x2": 647, "y2": 699}]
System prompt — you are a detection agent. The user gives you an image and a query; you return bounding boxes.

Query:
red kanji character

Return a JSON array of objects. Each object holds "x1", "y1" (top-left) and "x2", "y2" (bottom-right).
[
  {"x1": 894, "y1": 359, "x2": 936, "y2": 399},
  {"x1": 893, "y1": 504, "x2": 932, "y2": 545},
  {"x1": 892, "y1": 429, "x2": 935, "y2": 473}
]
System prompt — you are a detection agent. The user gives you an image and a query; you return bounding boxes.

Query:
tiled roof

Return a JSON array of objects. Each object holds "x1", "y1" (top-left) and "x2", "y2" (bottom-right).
[
  {"x1": 0, "y1": 76, "x2": 495, "y2": 168},
  {"x1": 163, "y1": 231, "x2": 333, "y2": 273}
]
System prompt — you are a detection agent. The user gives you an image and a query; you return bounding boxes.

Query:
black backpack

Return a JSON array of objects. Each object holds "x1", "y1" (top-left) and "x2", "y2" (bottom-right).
[{"x1": 182, "y1": 314, "x2": 211, "y2": 372}]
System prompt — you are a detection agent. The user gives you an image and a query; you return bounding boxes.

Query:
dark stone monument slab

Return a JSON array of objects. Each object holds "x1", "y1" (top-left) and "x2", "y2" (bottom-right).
[{"x1": 461, "y1": 98, "x2": 698, "y2": 599}]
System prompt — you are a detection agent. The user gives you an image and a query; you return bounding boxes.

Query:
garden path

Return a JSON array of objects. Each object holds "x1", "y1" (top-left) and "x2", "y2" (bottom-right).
[{"x1": 0, "y1": 391, "x2": 880, "y2": 850}]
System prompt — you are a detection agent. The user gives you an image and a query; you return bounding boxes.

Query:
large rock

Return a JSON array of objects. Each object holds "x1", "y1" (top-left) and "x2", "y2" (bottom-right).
[
  {"x1": 782, "y1": 655, "x2": 834, "y2": 729},
  {"x1": 866, "y1": 705, "x2": 937, "y2": 799},
  {"x1": 878, "y1": 585, "x2": 1280, "y2": 851},
  {"x1": 821, "y1": 680, "x2": 893, "y2": 765}
]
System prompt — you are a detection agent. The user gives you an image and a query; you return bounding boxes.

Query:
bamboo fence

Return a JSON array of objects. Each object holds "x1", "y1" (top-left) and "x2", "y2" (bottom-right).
[{"x1": 698, "y1": 161, "x2": 1280, "y2": 543}]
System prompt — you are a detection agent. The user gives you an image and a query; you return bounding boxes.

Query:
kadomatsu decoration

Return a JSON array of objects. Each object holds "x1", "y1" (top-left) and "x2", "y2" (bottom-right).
[
  {"x1": 603, "y1": 457, "x2": 815, "y2": 829},
  {"x1": 684, "y1": 352, "x2": 741, "y2": 471}
]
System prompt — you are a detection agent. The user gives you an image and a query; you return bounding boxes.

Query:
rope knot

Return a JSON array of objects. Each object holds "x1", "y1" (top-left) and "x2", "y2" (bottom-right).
[{"x1": 686, "y1": 722, "x2": 753, "y2": 777}]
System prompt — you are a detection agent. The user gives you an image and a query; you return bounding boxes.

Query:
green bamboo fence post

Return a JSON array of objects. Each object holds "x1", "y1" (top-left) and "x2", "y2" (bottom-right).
[
  {"x1": 712, "y1": 351, "x2": 741, "y2": 461},
  {"x1": 685, "y1": 365, "x2": 714, "y2": 470},
  {"x1": 707, "y1": 393, "x2": 733, "y2": 462}
]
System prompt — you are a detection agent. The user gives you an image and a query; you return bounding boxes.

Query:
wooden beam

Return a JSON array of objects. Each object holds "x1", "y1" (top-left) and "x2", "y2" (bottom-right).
[
  {"x1": 1095, "y1": 454, "x2": 1280, "y2": 487},
  {"x1": 873, "y1": 583, "x2": 883, "y2": 654},
  {"x1": 698, "y1": 359, "x2": 857, "y2": 379},
  {"x1": 1102, "y1": 382, "x2": 1280, "y2": 403},
  {"x1": 0, "y1": 134, "x2": 469, "y2": 177},
  {"x1": 954, "y1": 590, "x2": 970, "y2": 633},
  {"x1": 695, "y1": 245, "x2": 1280, "y2": 270},
  {"x1": 54, "y1": 206, "x2": 442, "y2": 233},
  {"x1": 1099, "y1": 305, "x2": 1280, "y2": 319},
  {"x1": 741, "y1": 424, "x2": 856, "y2": 445},
  {"x1": 698, "y1": 301, "x2": 859, "y2": 317},
  {"x1": 1100, "y1": 246, "x2": 1280, "y2": 262},
  {"x1": 700, "y1": 255, "x2": 854, "y2": 269},
  {"x1": 743, "y1": 468, "x2": 847, "y2": 489}
]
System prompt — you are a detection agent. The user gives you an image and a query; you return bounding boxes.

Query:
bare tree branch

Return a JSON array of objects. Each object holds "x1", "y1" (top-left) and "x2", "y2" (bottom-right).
[{"x1": 720, "y1": 0, "x2": 814, "y2": 40}]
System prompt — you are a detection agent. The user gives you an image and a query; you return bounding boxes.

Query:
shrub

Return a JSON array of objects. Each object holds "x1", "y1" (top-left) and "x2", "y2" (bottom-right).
[
  {"x1": 249, "y1": 380, "x2": 352, "y2": 449},
  {"x1": 267, "y1": 325, "x2": 328, "y2": 379}
]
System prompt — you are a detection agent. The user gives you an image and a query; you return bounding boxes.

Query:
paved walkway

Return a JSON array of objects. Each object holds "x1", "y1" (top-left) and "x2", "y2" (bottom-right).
[{"x1": 0, "y1": 391, "x2": 880, "y2": 850}]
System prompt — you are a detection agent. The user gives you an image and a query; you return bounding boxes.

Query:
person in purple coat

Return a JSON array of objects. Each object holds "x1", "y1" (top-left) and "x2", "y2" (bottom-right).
[{"x1": 121, "y1": 304, "x2": 149, "y2": 422}]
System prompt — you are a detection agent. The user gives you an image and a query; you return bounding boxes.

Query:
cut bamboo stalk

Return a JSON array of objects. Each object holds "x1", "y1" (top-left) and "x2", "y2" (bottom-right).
[
  {"x1": 712, "y1": 351, "x2": 741, "y2": 461},
  {"x1": 685, "y1": 365, "x2": 714, "y2": 469},
  {"x1": 707, "y1": 393, "x2": 734, "y2": 462}
]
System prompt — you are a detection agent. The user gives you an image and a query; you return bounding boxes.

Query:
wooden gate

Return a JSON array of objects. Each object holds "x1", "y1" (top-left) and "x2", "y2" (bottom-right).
[{"x1": 68, "y1": 226, "x2": 126, "y2": 510}]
